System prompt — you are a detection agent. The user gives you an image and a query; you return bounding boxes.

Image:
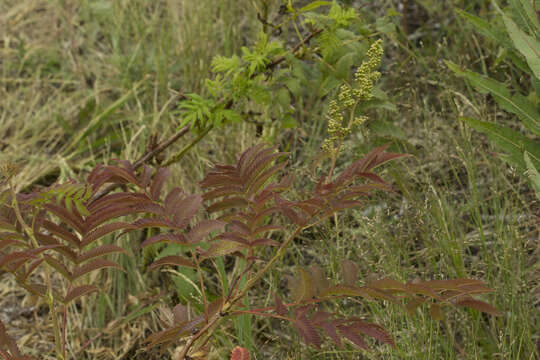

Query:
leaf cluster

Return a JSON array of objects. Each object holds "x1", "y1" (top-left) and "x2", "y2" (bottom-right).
[{"x1": 0, "y1": 142, "x2": 501, "y2": 358}]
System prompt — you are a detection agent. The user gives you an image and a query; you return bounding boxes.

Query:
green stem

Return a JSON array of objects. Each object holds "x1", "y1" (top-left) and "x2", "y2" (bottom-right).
[
  {"x1": 10, "y1": 186, "x2": 64, "y2": 359},
  {"x1": 162, "y1": 125, "x2": 213, "y2": 167}
]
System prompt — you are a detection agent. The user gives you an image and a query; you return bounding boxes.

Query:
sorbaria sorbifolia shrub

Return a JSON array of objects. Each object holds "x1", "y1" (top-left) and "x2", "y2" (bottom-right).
[{"x1": 0, "y1": 40, "x2": 499, "y2": 359}]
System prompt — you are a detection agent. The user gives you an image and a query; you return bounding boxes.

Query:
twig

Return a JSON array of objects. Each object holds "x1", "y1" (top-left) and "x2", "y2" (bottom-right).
[
  {"x1": 88, "y1": 125, "x2": 191, "y2": 204},
  {"x1": 263, "y1": 28, "x2": 323, "y2": 73}
]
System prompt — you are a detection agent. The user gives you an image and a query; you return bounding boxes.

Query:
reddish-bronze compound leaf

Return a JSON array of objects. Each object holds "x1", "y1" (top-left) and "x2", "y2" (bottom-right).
[
  {"x1": 150, "y1": 167, "x2": 171, "y2": 200},
  {"x1": 200, "y1": 173, "x2": 238, "y2": 189},
  {"x1": 421, "y1": 278, "x2": 486, "y2": 290},
  {"x1": 202, "y1": 185, "x2": 244, "y2": 201},
  {"x1": 455, "y1": 298, "x2": 501, "y2": 316},
  {"x1": 172, "y1": 304, "x2": 189, "y2": 325},
  {"x1": 319, "y1": 284, "x2": 396, "y2": 302},
  {"x1": 43, "y1": 203, "x2": 84, "y2": 234},
  {"x1": 131, "y1": 217, "x2": 176, "y2": 230},
  {"x1": 349, "y1": 320, "x2": 395, "y2": 348},
  {"x1": 294, "y1": 314, "x2": 322, "y2": 349},
  {"x1": 77, "y1": 244, "x2": 127, "y2": 264},
  {"x1": 80, "y1": 222, "x2": 134, "y2": 248},
  {"x1": 356, "y1": 144, "x2": 408, "y2": 173},
  {"x1": 148, "y1": 256, "x2": 196, "y2": 270},
  {"x1": 275, "y1": 196, "x2": 305, "y2": 225},
  {"x1": 207, "y1": 197, "x2": 249, "y2": 214},
  {"x1": 140, "y1": 165, "x2": 153, "y2": 189},
  {"x1": 71, "y1": 259, "x2": 123, "y2": 280},
  {"x1": 200, "y1": 240, "x2": 246, "y2": 260},
  {"x1": 0, "y1": 238, "x2": 28, "y2": 251},
  {"x1": 429, "y1": 303, "x2": 444, "y2": 321},
  {"x1": 241, "y1": 147, "x2": 281, "y2": 179},
  {"x1": 405, "y1": 282, "x2": 443, "y2": 300},
  {"x1": 0, "y1": 246, "x2": 56, "y2": 268},
  {"x1": 289, "y1": 268, "x2": 315, "y2": 303},
  {"x1": 341, "y1": 259, "x2": 358, "y2": 286},
  {"x1": 337, "y1": 324, "x2": 368, "y2": 350},
  {"x1": 405, "y1": 297, "x2": 426, "y2": 315},
  {"x1": 311, "y1": 311, "x2": 332, "y2": 323},
  {"x1": 274, "y1": 294, "x2": 287, "y2": 316},
  {"x1": 0, "y1": 319, "x2": 26, "y2": 358},
  {"x1": 145, "y1": 317, "x2": 203, "y2": 349},
  {"x1": 186, "y1": 219, "x2": 225, "y2": 243},
  {"x1": 230, "y1": 346, "x2": 251, "y2": 360},
  {"x1": 237, "y1": 144, "x2": 267, "y2": 177},
  {"x1": 218, "y1": 232, "x2": 249, "y2": 245},
  {"x1": 252, "y1": 224, "x2": 282, "y2": 235},
  {"x1": 309, "y1": 264, "x2": 330, "y2": 295},
  {"x1": 164, "y1": 187, "x2": 184, "y2": 214},
  {"x1": 63, "y1": 285, "x2": 99, "y2": 305},
  {"x1": 171, "y1": 194, "x2": 202, "y2": 228},
  {"x1": 227, "y1": 220, "x2": 251, "y2": 235},
  {"x1": 21, "y1": 258, "x2": 44, "y2": 282},
  {"x1": 320, "y1": 321, "x2": 342, "y2": 348},
  {"x1": 43, "y1": 255, "x2": 73, "y2": 281},
  {"x1": 34, "y1": 232, "x2": 77, "y2": 260},
  {"x1": 21, "y1": 283, "x2": 47, "y2": 297},
  {"x1": 87, "y1": 193, "x2": 150, "y2": 213},
  {"x1": 246, "y1": 162, "x2": 288, "y2": 197},
  {"x1": 367, "y1": 277, "x2": 407, "y2": 293},
  {"x1": 101, "y1": 164, "x2": 140, "y2": 187},
  {"x1": 40, "y1": 219, "x2": 80, "y2": 248}
]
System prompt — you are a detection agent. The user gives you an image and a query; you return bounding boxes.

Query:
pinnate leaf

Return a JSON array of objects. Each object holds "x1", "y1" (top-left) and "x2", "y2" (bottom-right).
[
  {"x1": 71, "y1": 258, "x2": 123, "y2": 280},
  {"x1": 455, "y1": 298, "x2": 501, "y2": 316},
  {"x1": 340, "y1": 259, "x2": 358, "y2": 286},
  {"x1": 429, "y1": 303, "x2": 444, "y2": 321},
  {"x1": 186, "y1": 219, "x2": 225, "y2": 243},
  {"x1": 274, "y1": 294, "x2": 287, "y2": 316},
  {"x1": 63, "y1": 285, "x2": 99, "y2": 304},
  {"x1": 294, "y1": 312, "x2": 322, "y2": 348},
  {"x1": 150, "y1": 167, "x2": 171, "y2": 200}
]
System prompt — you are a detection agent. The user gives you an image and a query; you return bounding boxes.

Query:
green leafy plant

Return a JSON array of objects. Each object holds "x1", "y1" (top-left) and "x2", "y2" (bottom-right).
[
  {"x1": 0, "y1": 144, "x2": 500, "y2": 359},
  {"x1": 447, "y1": 0, "x2": 540, "y2": 198},
  {"x1": 171, "y1": 1, "x2": 393, "y2": 148},
  {"x1": 1, "y1": 49, "x2": 500, "y2": 359}
]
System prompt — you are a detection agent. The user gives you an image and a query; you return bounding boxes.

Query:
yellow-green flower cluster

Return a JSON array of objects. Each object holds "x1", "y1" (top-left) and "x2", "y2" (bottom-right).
[{"x1": 322, "y1": 39, "x2": 384, "y2": 155}]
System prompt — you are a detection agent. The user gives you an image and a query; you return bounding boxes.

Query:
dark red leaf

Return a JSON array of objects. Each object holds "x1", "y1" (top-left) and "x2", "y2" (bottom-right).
[
  {"x1": 172, "y1": 194, "x2": 202, "y2": 227},
  {"x1": 63, "y1": 285, "x2": 99, "y2": 304},
  {"x1": 77, "y1": 244, "x2": 127, "y2": 264},
  {"x1": 80, "y1": 222, "x2": 134, "y2": 248},
  {"x1": 207, "y1": 197, "x2": 248, "y2": 214},
  {"x1": 341, "y1": 259, "x2": 358, "y2": 286},
  {"x1": 337, "y1": 325, "x2": 368, "y2": 350},
  {"x1": 294, "y1": 316, "x2": 321, "y2": 348},
  {"x1": 71, "y1": 259, "x2": 123, "y2": 280},
  {"x1": 150, "y1": 167, "x2": 171, "y2": 200},
  {"x1": 455, "y1": 298, "x2": 500, "y2": 316},
  {"x1": 274, "y1": 294, "x2": 287, "y2": 316},
  {"x1": 186, "y1": 219, "x2": 225, "y2": 243}
]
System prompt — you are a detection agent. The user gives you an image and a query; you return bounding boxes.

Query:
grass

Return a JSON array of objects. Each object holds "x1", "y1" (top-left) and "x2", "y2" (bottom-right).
[{"x1": 0, "y1": 0, "x2": 538, "y2": 359}]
